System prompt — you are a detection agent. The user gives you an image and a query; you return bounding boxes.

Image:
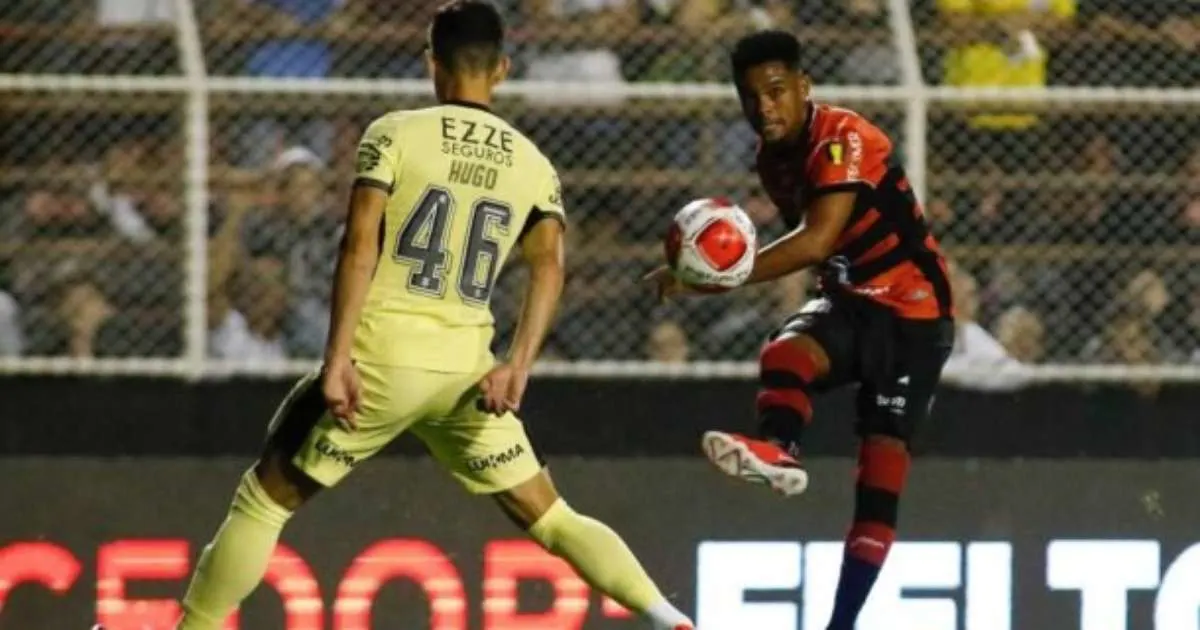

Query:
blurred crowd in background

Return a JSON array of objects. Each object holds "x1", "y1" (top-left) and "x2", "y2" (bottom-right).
[{"x1": 0, "y1": 0, "x2": 1198, "y2": 391}]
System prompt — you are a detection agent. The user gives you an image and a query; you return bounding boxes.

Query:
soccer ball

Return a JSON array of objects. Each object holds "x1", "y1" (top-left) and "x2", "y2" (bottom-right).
[{"x1": 664, "y1": 197, "x2": 757, "y2": 291}]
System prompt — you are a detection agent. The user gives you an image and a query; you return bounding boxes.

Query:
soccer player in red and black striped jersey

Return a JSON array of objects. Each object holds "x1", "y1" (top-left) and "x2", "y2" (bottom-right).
[{"x1": 647, "y1": 30, "x2": 956, "y2": 629}]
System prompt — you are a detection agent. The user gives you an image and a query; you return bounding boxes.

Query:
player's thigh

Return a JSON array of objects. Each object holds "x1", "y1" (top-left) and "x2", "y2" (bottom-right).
[
  {"x1": 855, "y1": 317, "x2": 955, "y2": 443},
  {"x1": 770, "y1": 297, "x2": 859, "y2": 391},
  {"x1": 264, "y1": 363, "x2": 431, "y2": 488},
  {"x1": 411, "y1": 374, "x2": 545, "y2": 496}
]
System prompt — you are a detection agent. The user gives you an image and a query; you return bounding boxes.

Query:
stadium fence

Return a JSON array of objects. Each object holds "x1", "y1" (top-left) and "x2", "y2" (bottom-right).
[{"x1": 0, "y1": 0, "x2": 1197, "y2": 382}]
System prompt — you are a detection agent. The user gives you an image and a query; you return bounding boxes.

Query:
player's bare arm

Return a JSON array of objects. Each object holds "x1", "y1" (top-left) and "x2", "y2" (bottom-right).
[
  {"x1": 646, "y1": 191, "x2": 855, "y2": 300},
  {"x1": 743, "y1": 190, "x2": 854, "y2": 285},
  {"x1": 321, "y1": 184, "x2": 387, "y2": 426},
  {"x1": 508, "y1": 216, "x2": 565, "y2": 369},
  {"x1": 479, "y1": 216, "x2": 565, "y2": 414}
]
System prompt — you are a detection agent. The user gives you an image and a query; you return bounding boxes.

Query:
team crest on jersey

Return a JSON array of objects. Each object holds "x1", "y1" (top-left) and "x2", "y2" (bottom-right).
[
  {"x1": 357, "y1": 143, "x2": 383, "y2": 173},
  {"x1": 827, "y1": 141, "x2": 844, "y2": 165}
]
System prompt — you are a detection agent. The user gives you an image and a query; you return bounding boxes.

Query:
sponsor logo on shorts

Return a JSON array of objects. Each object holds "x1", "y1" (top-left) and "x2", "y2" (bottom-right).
[
  {"x1": 876, "y1": 394, "x2": 907, "y2": 416},
  {"x1": 315, "y1": 437, "x2": 356, "y2": 468},
  {"x1": 465, "y1": 444, "x2": 526, "y2": 473}
]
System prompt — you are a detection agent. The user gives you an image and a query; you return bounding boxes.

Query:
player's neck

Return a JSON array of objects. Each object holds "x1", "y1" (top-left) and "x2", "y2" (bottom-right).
[
  {"x1": 762, "y1": 130, "x2": 805, "y2": 153},
  {"x1": 437, "y1": 81, "x2": 493, "y2": 111}
]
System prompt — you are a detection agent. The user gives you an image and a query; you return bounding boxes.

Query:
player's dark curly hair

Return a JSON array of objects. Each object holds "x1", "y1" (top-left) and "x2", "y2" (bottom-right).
[
  {"x1": 730, "y1": 30, "x2": 802, "y2": 85},
  {"x1": 430, "y1": 0, "x2": 505, "y2": 74}
]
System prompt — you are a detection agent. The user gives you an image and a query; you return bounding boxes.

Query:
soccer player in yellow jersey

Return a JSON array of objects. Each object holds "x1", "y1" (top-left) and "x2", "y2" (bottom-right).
[{"x1": 172, "y1": 2, "x2": 695, "y2": 629}]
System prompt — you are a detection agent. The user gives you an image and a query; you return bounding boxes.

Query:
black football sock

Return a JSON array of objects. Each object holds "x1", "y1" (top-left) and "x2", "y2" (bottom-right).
[{"x1": 827, "y1": 438, "x2": 910, "y2": 630}]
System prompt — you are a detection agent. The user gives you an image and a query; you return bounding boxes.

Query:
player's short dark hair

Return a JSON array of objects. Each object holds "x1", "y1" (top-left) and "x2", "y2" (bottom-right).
[
  {"x1": 730, "y1": 30, "x2": 802, "y2": 85},
  {"x1": 429, "y1": 0, "x2": 505, "y2": 74}
]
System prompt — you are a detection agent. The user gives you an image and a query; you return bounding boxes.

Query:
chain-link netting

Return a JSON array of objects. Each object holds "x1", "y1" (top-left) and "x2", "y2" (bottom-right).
[
  {"x1": 930, "y1": 102, "x2": 1200, "y2": 371},
  {"x1": 1, "y1": 0, "x2": 1198, "y2": 373},
  {"x1": 0, "y1": 85, "x2": 186, "y2": 360}
]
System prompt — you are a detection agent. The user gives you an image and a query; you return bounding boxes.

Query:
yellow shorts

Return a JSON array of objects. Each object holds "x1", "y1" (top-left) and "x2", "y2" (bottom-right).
[{"x1": 264, "y1": 362, "x2": 543, "y2": 493}]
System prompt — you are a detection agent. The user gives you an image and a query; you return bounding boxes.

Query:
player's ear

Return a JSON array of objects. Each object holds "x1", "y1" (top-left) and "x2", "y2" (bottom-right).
[
  {"x1": 492, "y1": 55, "x2": 511, "y2": 85},
  {"x1": 424, "y1": 48, "x2": 436, "y2": 79},
  {"x1": 796, "y1": 72, "x2": 811, "y2": 100}
]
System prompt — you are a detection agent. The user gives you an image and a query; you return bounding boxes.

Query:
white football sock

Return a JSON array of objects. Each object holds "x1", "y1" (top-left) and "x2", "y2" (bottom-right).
[{"x1": 644, "y1": 599, "x2": 693, "y2": 628}]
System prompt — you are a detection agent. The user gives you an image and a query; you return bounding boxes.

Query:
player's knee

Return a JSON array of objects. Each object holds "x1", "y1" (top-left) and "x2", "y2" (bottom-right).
[
  {"x1": 493, "y1": 469, "x2": 561, "y2": 530},
  {"x1": 759, "y1": 335, "x2": 826, "y2": 384},
  {"x1": 228, "y1": 467, "x2": 293, "y2": 529},
  {"x1": 523, "y1": 498, "x2": 573, "y2": 553},
  {"x1": 862, "y1": 433, "x2": 908, "y2": 452},
  {"x1": 252, "y1": 450, "x2": 322, "y2": 512}
]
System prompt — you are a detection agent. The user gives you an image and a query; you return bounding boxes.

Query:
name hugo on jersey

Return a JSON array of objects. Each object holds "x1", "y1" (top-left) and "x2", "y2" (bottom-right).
[
  {"x1": 441, "y1": 116, "x2": 514, "y2": 167},
  {"x1": 448, "y1": 160, "x2": 499, "y2": 191}
]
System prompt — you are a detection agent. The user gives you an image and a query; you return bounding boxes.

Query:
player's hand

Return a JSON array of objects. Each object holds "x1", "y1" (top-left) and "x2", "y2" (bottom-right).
[
  {"x1": 321, "y1": 358, "x2": 362, "y2": 430},
  {"x1": 477, "y1": 362, "x2": 529, "y2": 415},
  {"x1": 642, "y1": 265, "x2": 693, "y2": 303}
]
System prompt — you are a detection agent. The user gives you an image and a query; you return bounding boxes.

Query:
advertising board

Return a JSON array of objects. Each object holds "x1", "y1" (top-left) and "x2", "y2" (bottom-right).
[{"x1": 3, "y1": 458, "x2": 1197, "y2": 629}]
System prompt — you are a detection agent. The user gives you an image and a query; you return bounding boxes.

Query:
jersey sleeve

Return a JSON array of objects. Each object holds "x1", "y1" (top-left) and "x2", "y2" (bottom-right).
[
  {"x1": 808, "y1": 121, "x2": 890, "y2": 195},
  {"x1": 520, "y1": 165, "x2": 566, "y2": 240},
  {"x1": 354, "y1": 116, "x2": 400, "y2": 193},
  {"x1": 538, "y1": 165, "x2": 565, "y2": 218}
]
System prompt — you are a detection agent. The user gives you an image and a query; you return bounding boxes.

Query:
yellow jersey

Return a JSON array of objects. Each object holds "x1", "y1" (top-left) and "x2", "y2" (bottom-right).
[
  {"x1": 936, "y1": 0, "x2": 1074, "y2": 17},
  {"x1": 350, "y1": 101, "x2": 565, "y2": 373},
  {"x1": 938, "y1": 0, "x2": 1076, "y2": 129}
]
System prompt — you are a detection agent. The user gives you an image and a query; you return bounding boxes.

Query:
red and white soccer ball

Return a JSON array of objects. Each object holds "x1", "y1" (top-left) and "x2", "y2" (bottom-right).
[{"x1": 664, "y1": 197, "x2": 757, "y2": 291}]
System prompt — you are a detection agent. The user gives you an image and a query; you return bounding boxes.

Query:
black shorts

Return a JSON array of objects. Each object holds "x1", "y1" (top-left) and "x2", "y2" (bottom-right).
[{"x1": 770, "y1": 294, "x2": 955, "y2": 441}]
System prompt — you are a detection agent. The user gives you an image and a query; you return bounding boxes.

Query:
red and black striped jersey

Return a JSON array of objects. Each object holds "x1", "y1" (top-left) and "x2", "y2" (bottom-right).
[{"x1": 756, "y1": 102, "x2": 954, "y2": 320}]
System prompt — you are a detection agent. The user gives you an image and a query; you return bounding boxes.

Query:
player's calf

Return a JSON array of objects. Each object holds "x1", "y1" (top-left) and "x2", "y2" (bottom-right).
[
  {"x1": 175, "y1": 450, "x2": 321, "y2": 630},
  {"x1": 826, "y1": 434, "x2": 910, "y2": 630},
  {"x1": 495, "y1": 471, "x2": 695, "y2": 629}
]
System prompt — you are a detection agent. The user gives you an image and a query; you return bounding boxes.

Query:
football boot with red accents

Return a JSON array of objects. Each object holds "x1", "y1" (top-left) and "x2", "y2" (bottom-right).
[{"x1": 702, "y1": 431, "x2": 809, "y2": 496}]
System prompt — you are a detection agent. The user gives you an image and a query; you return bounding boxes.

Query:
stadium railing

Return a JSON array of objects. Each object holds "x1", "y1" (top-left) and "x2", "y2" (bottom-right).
[{"x1": 0, "y1": 0, "x2": 1197, "y2": 383}]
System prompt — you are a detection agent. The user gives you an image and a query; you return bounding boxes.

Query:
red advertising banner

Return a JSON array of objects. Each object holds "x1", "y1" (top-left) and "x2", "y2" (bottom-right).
[
  {"x1": 3, "y1": 457, "x2": 1199, "y2": 629},
  {"x1": 7, "y1": 536, "x2": 1200, "y2": 630},
  {"x1": 0, "y1": 538, "x2": 634, "y2": 630}
]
